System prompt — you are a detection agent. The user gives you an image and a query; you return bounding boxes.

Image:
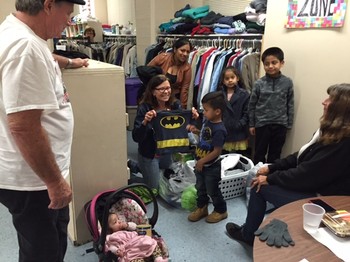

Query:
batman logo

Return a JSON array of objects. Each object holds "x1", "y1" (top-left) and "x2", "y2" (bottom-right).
[
  {"x1": 202, "y1": 127, "x2": 212, "y2": 142},
  {"x1": 160, "y1": 115, "x2": 185, "y2": 129}
]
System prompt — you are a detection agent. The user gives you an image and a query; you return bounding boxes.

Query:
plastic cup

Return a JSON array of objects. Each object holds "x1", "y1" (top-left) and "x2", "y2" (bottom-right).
[{"x1": 303, "y1": 203, "x2": 325, "y2": 233}]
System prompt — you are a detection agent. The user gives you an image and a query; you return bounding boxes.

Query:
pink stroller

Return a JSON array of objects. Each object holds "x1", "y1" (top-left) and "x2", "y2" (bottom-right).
[{"x1": 84, "y1": 183, "x2": 169, "y2": 261}]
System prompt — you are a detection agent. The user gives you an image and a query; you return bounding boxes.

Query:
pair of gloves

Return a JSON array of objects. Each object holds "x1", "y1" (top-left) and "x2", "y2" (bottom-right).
[{"x1": 254, "y1": 218, "x2": 295, "y2": 247}]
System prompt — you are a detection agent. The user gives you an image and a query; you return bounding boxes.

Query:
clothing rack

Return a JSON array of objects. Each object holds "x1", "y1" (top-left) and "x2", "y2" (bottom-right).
[
  {"x1": 147, "y1": 34, "x2": 263, "y2": 109},
  {"x1": 54, "y1": 37, "x2": 105, "y2": 62},
  {"x1": 54, "y1": 37, "x2": 90, "y2": 50},
  {"x1": 156, "y1": 33, "x2": 262, "y2": 49},
  {"x1": 103, "y1": 34, "x2": 138, "y2": 77},
  {"x1": 103, "y1": 34, "x2": 137, "y2": 45}
]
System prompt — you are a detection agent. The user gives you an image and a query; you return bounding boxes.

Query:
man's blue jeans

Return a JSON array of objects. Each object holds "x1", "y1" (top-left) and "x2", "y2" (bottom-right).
[{"x1": 242, "y1": 185, "x2": 316, "y2": 243}]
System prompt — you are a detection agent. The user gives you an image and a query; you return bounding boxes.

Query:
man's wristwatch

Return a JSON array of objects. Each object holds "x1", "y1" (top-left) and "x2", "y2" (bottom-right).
[{"x1": 65, "y1": 58, "x2": 73, "y2": 69}]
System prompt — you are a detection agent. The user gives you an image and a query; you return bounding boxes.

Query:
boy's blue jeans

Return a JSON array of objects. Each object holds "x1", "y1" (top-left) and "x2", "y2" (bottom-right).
[{"x1": 195, "y1": 161, "x2": 227, "y2": 213}]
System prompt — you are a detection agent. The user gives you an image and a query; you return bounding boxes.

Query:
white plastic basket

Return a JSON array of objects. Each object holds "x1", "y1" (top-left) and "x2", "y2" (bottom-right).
[{"x1": 186, "y1": 154, "x2": 254, "y2": 200}]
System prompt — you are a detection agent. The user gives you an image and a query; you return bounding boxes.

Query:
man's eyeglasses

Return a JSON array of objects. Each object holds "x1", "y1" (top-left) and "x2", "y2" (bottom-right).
[{"x1": 155, "y1": 86, "x2": 171, "y2": 93}]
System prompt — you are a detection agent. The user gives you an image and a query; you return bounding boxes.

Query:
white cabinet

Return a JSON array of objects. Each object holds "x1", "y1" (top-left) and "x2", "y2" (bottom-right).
[{"x1": 62, "y1": 60, "x2": 128, "y2": 244}]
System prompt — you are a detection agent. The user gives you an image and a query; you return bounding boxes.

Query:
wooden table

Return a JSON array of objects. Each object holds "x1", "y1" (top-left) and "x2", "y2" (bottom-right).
[{"x1": 253, "y1": 196, "x2": 350, "y2": 262}]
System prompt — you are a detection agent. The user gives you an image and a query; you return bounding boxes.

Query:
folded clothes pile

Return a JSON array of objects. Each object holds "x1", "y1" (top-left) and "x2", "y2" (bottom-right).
[{"x1": 182, "y1": 5, "x2": 210, "y2": 20}]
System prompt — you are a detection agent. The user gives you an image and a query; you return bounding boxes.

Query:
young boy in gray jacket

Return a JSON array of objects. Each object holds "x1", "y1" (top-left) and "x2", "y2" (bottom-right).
[{"x1": 248, "y1": 47, "x2": 294, "y2": 164}]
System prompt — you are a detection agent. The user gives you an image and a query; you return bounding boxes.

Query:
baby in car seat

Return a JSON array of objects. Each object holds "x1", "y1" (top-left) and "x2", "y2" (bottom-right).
[{"x1": 105, "y1": 213, "x2": 168, "y2": 262}]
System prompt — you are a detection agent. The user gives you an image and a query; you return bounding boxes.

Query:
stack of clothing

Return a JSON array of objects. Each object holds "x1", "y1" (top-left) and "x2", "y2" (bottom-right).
[
  {"x1": 244, "y1": 0, "x2": 267, "y2": 33},
  {"x1": 158, "y1": 4, "x2": 207, "y2": 35},
  {"x1": 158, "y1": 3, "x2": 265, "y2": 36}
]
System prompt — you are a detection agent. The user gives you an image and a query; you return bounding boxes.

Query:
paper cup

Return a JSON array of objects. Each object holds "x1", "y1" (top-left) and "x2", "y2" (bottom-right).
[{"x1": 303, "y1": 203, "x2": 325, "y2": 233}]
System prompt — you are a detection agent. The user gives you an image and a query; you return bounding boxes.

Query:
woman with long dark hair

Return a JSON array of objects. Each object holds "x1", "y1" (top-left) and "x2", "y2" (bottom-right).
[
  {"x1": 226, "y1": 83, "x2": 350, "y2": 246},
  {"x1": 132, "y1": 75, "x2": 180, "y2": 191},
  {"x1": 148, "y1": 38, "x2": 192, "y2": 109}
]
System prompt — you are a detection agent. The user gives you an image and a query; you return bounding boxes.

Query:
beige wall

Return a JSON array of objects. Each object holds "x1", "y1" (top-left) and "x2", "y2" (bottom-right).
[
  {"x1": 135, "y1": 0, "x2": 153, "y2": 65},
  {"x1": 94, "y1": 0, "x2": 108, "y2": 24},
  {"x1": 174, "y1": 0, "x2": 203, "y2": 10},
  {"x1": 93, "y1": 0, "x2": 137, "y2": 28},
  {"x1": 107, "y1": 0, "x2": 135, "y2": 26},
  {"x1": 203, "y1": 0, "x2": 251, "y2": 16},
  {"x1": 135, "y1": 0, "x2": 175, "y2": 64},
  {"x1": 0, "y1": 1, "x2": 103, "y2": 26},
  {"x1": 264, "y1": 0, "x2": 350, "y2": 155},
  {"x1": 0, "y1": 0, "x2": 15, "y2": 21}
]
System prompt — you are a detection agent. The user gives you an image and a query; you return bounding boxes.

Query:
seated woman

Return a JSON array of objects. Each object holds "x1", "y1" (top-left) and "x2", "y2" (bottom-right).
[
  {"x1": 147, "y1": 38, "x2": 192, "y2": 109},
  {"x1": 226, "y1": 83, "x2": 350, "y2": 246}
]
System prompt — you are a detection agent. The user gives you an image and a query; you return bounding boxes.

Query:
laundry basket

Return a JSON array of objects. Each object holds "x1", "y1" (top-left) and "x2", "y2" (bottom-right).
[{"x1": 186, "y1": 154, "x2": 254, "y2": 200}]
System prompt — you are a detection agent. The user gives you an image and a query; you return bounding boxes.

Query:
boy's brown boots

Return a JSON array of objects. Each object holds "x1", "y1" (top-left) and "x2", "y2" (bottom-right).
[{"x1": 188, "y1": 205, "x2": 208, "y2": 222}]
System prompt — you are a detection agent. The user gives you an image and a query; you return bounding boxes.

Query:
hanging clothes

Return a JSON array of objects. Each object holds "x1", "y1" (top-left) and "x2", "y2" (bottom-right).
[
  {"x1": 146, "y1": 36, "x2": 262, "y2": 109},
  {"x1": 53, "y1": 38, "x2": 106, "y2": 61},
  {"x1": 104, "y1": 35, "x2": 137, "y2": 77},
  {"x1": 188, "y1": 39, "x2": 261, "y2": 109}
]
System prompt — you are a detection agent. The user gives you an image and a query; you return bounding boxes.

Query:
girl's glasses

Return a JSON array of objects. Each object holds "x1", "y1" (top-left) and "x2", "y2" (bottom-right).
[{"x1": 155, "y1": 86, "x2": 171, "y2": 93}]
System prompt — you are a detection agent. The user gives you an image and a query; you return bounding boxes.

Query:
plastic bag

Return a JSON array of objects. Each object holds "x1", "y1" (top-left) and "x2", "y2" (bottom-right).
[
  {"x1": 181, "y1": 185, "x2": 197, "y2": 211},
  {"x1": 245, "y1": 162, "x2": 274, "y2": 211},
  {"x1": 159, "y1": 162, "x2": 196, "y2": 208}
]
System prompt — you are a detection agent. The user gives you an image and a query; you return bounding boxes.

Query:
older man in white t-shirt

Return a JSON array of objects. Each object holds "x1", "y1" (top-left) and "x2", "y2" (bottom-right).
[{"x1": 0, "y1": 0, "x2": 85, "y2": 261}]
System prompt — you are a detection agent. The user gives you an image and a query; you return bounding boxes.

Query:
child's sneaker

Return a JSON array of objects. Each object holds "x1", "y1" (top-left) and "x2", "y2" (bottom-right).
[
  {"x1": 188, "y1": 205, "x2": 208, "y2": 222},
  {"x1": 205, "y1": 211, "x2": 228, "y2": 223}
]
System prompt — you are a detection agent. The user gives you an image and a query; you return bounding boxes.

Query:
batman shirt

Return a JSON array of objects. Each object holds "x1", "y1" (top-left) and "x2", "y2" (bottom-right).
[
  {"x1": 151, "y1": 110, "x2": 192, "y2": 154},
  {"x1": 195, "y1": 120, "x2": 227, "y2": 165}
]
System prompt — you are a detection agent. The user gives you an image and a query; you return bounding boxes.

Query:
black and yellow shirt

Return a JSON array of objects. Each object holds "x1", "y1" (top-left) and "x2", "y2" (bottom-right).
[{"x1": 151, "y1": 109, "x2": 192, "y2": 154}]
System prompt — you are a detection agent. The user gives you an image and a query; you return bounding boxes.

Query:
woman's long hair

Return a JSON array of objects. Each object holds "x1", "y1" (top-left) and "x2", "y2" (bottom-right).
[
  {"x1": 319, "y1": 83, "x2": 350, "y2": 144},
  {"x1": 140, "y1": 74, "x2": 176, "y2": 108}
]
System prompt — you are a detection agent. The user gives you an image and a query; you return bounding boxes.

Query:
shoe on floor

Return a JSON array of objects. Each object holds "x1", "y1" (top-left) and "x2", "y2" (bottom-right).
[
  {"x1": 226, "y1": 223, "x2": 253, "y2": 246},
  {"x1": 205, "y1": 211, "x2": 228, "y2": 223},
  {"x1": 188, "y1": 205, "x2": 208, "y2": 222},
  {"x1": 127, "y1": 159, "x2": 141, "y2": 174}
]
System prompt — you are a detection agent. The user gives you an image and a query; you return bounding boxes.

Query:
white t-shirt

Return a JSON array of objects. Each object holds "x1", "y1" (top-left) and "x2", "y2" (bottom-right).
[{"x1": 0, "y1": 14, "x2": 74, "y2": 191}]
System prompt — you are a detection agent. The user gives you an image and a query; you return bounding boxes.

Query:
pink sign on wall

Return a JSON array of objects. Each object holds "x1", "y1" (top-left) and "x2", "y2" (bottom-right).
[{"x1": 285, "y1": 0, "x2": 347, "y2": 28}]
